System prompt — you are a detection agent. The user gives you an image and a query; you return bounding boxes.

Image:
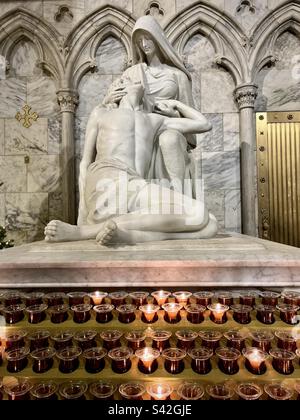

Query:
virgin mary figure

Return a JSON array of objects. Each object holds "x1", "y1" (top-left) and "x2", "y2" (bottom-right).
[{"x1": 103, "y1": 15, "x2": 204, "y2": 198}]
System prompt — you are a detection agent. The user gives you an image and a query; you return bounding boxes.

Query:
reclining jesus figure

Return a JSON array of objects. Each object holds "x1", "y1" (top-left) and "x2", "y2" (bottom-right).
[{"x1": 44, "y1": 80, "x2": 218, "y2": 246}]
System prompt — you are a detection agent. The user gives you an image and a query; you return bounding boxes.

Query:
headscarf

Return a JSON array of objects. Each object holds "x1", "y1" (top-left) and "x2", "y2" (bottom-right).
[{"x1": 132, "y1": 15, "x2": 191, "y2": 81}]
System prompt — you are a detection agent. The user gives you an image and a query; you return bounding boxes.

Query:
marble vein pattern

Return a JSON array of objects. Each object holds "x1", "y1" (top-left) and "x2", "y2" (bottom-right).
[
  {"x1": 27, "y1": 155, "x2": 61, "y2": 193},
  {"x1": 0, "y1": 119, "x2": 4, "y2": 155},
  {"x1": 77, "y1": 74, "x2": 113, "y2": 117},
  {"x1": 96, "y1": 37, "x2": 128, "y2": 75},
  {"x1": 27, "y1": 76, "x2": 59, "y2": 117},
  {"x1": 223, "y1": 113, "x2": 240, "y2": 151},
  {"x1": 75, "y1": 117, "x2": 88, "y2": 161},
  {"x1": 198, "y1": 114, "x2": 223, "y2": 152},
  {"x1": 0, "y1": 79, "x2": 27, "y2": 118},
  {"x1": 225, "y1": 189, "x2": 242, "y2": 232},
  {"x1": 205, "y1": 190, "x2": 225, "y2": 232},
  {"x1": 48, "y1": 116, "x2": 62, "y2": 155},
  {"x1": 0, "y1": 156, "x2": 27, "y2": 193},
  {"x1": 49, "y1": 190, "x2": 64, "y2": 222},
  {"x1": 256, "y1": 32, "x2": 300, "y2": 112},
  {"x1": 10, "y1": 40, "x2": 39, "y2": 78},
  {"x1": 201, "y1": 70, "x2": 238, "y2": 113},
  {"x1": 5, "y1": 118, "x2": 48, "y2": 155},
  {"x1": 202, "y1": 151, "x2": 240, "y2": 190},
  {"x1": 5, "y1": 193, "x2": 48, "y2": 233}
]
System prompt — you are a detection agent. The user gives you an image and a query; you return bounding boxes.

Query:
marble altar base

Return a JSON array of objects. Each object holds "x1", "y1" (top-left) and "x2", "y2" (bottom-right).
[{"x1": 0, "y1": 234, "x2": 299, "y2": 289}]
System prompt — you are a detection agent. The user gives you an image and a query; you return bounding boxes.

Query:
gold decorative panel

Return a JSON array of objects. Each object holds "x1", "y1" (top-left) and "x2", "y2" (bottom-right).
[{"x1": 257, "y1": 112, "x2": 300, "y2": 247}]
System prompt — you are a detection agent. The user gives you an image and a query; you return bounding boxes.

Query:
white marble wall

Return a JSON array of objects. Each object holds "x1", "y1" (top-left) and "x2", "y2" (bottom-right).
[
  {"x1": 0, "y1": 38, "x2": 63, "y2": 245},
  {"x1": 0, "y1": 0, "x2": 298, "y2": 244}
]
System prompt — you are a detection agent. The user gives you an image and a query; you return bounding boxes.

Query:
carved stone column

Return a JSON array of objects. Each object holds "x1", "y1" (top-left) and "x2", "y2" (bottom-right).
[
  {"x1": 235, "y1": 83, "x2": 258, "y2": 237},
  {"x1": 57, "y1": 89, "x2": 79, "y2": 224}
]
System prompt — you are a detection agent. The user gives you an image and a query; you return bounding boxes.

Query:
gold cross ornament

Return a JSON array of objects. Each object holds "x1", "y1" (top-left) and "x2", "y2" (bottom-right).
[{"x1": 15, "y1": 104, "x2": 39, "y2": 128}]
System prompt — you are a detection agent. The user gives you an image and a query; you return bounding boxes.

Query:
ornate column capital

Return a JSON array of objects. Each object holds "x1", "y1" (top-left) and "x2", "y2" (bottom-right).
[
  {"x1": 234, "y1": 84, "x2": 258, "y2": 110},
  {"x1": 57, "y1": 89, "x2": 79, "y2": 113}
]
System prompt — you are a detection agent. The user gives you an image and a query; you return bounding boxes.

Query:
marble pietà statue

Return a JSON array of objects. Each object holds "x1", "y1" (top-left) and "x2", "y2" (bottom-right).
[{"x1": 45, "y1": 16, "x2": 218, "y2": 246}]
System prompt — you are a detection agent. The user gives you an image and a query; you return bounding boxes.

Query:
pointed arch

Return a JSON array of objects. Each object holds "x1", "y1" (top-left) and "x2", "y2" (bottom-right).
[
  {"x1": 64, "y1": 5, "x2": 135, "y2": 88},
  {"x1": 250, "y1": 1, "x2": 300, "y2": 81},
  {"x1": 164, "y1": 1, "x2": 248, "y2": 85},
  {"x1": 0, "y1": 8, "x2": 64, "y2": 82}
]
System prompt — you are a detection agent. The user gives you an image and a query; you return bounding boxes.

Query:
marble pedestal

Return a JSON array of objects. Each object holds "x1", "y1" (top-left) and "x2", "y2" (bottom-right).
[{"x1": 0, "y1": 234, "x2": 299, "y2": 290}]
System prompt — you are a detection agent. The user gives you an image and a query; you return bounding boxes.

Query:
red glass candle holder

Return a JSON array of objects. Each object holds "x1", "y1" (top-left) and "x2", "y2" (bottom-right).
[
  {"x1": 108, "y1": 347, "x2": 133, "y2": 374},
  {"x1": 151, "y1": 290, "x2": 171, "y2": 307},
  {"x1": 270, "y1": 349, "x2": 296, "y2": 375},
  {"x1": 224, "y1": 330, "x2": 248, "y2": 352},
  {"x1": 117, "y1": 304, "x2": 136, "y2": 324},
  {"x1": 208, "y1": 303, "x2": 229, "y2": 324},
  {"x1": 216, "y1": 291, "x2": 234, "y2": 306},
  {"x1": 83, "y1": 347, "x2": 107, "y2": 374},
  {"x1": 119, "y1": 382, "x2": 145, "y2": 401},
  {"x1": 199, "y1": 330, "x2": 223, "y2": 353},
  {"x1": 256, "y1": 304, "x2": 276, "y2": 325},
  {"x1": 100, "y1": 330, "x2": 123, "y2": 351},
  {"x1": 74, "y1": 330, "x2": 97, "y2": 351},
  {"x1": 275, "y1": 331, "x2": 298, "y2": 352},
  {"x1": 235, "y1": 383, "x2": 263, "y2": 401},
  {"x1": 57, "y1": 347, "x2": 82, "y2": 374},
  {"x1": 71, "y1": 304, "x2": 92, "y2": 324},
  {"x1": 59, "y1": 381, "x2": 87, "y2": 400},
  {"x1": 45, "y1": 292, "x2": 66, "y2": 307},
  {"x1": 189, "y1": 347, "x2": 213, "y2": 375},
  {"x1": 3, "y1": 304, "x2": 25, "y2": 324},
  {"x1": 260, "y1": 291, "x2": 280, "y2": 307},
  {"x1": 175, "y1": 330, "x2": 198, "y2": 351},
  {"x1": 3, "y1": 291, "x2": 22, "y2": 307},
  {"x1": 48, "y1": 304, "x2": 69, "y2": 324},
  {"x1": 89, "y1": 381, "x2": 117, "y2": 401},
  {"x1": 277, "y1": 304, "x2": 299, "y2": 325},
  {"x1": 23, "y1": 292, "x2": 45, "y2": 307},
  {"x1": 136, "y1": 347, "x2": 160, "y2": 374},
  {"x1": 281, "y1": 290, "x2": 300, "y2": 306},
  {"x1": 125, "y1": 331, "x2": 146, "y2": 352},
  {"x1": 162, "y1": 303, "x2": 182, "y2": 324},
  {"x1": 51, "y1": 331, "x2": 74, "y2": 351},
  {"x1": 4, "y1": 380, "x2": 33, "y2": 400},
  {"x1": 28, "y1": 330, "x2": 51, "y2": 352},
  {"x1": 147, "y1": 383, "x2": 173, "y2": 401},
  {"x1": 193, "y1": 291, "x2": 214, "y2": 307},
  {"x1": 177, "y1": 383, "x2": 204, "y2": 401},
  {"x1": 89, "y1": 291, "x2": 107, "y2": 306},
  {"x1": 239, "y1": 291, "x2": 258, "y2": 307},
  {"x1": 264, "y1": 383, "x2": 293, "y2": 401},
  {"x1": 31, "y1": 348, "x2": 56, "y2": 374},
  {"x1": 6, "y1": 347, "x2": 30, "y2": 373},
  {"x1": 173, "y1": 291, "x2": 192, "y2": 306},
  {"x1": 216, "y1": 347, "x2": 241, "y2": 375},
  {"x1": 5, "y1": 330, "x2": 27, "y2": 351},
  {"x1": 30, "y1": 381, "x2": 58, "y2": 401},
  {"x1": 93, "y1": 304, "x2": 114, "y2": 323},
  {"x1": 140, "y1": 304, "x2": 160, "y2": 324},
  {"x1": 25, "y1": 304, "x2": 48, "y2": 324},
  {"x1": 150, "y1": 330, "x2": 172, "y2": 352},
  {"x1": 129, "y1": 291, "x2": 149, "y2": 306},
  {"x1": 162, "y1": 348, "x2": 186, "y2": 375},
  {"x1": 206, "y1": 384, "x2": 234, "y2": 401},
  {"x1": 109, "y1": 291, "x2": 128, "y2": 307},
  {"x1": 67, "y1": 292, "x2": 87, "y2": 307},
  {"x1": 243, "y1": 347, "x2": 268, "y2": 375},
  {"x1": 185, "y1": 304, "x2": 206, "y2": 324},
  {"x1": 251, "y1": 330, "x2": 274, "y2": 353},
  {"x1": 231, "y1": 304, "x2": 252, "y2": 324}
]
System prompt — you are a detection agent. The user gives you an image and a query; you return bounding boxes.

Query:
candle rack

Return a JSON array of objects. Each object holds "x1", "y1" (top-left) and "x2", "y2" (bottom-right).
[{"x1": 0, "y1": 289, "x2": 299, "y2": 400}]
